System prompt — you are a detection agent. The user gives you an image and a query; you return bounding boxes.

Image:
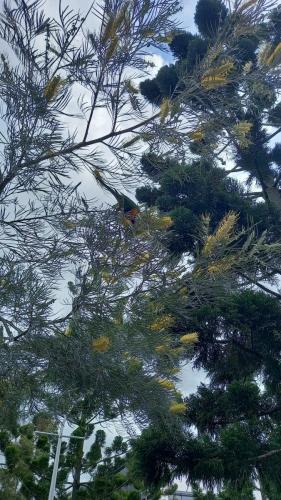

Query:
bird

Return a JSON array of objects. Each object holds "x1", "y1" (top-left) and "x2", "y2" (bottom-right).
[{"x1": 94, "y1": 170, "x2": 139, "y2": 224}]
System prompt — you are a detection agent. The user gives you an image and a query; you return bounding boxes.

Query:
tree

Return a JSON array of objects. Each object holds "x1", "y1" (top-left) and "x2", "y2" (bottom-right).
[
  {"x1": 140, "y1": 0, "x2": 281, "y2": 215},
  {"x1": 2, "y1": 0, "x2": 281, "y2": 497},
  {"x1": 0, "y1": 414, "x2": 162, "y2": 499},
  {"x1": 130, "y1": 214, "x2": 281, "y2": 495},
  {"x1": 133, "y1": 193, "x2": 281, "y2": 495},
  {"x1": 133, "y1": 1, "x2": 281, "y2": 496},
  {"x1": 194, "y1": 0, "x2": 227, "y2": 38},
  {"x1": 0, "y1": 0, "x2": 190, "y2": 425},
  {"x1": 136, "y1": 153, "x2": 272, "y2": 254},
  {"x1": 2, "y1": 0, "x2": 272, "y2": 435}
]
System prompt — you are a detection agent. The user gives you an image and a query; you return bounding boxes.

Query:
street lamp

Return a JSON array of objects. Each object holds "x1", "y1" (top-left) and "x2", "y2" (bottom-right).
[{"x1": 35, "y1": 416, "x2": 85, "y2": 500}]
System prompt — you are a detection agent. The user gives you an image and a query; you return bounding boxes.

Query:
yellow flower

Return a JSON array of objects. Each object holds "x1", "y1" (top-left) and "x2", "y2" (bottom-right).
[
  {"x1": 207, "y1": 256, "x2": 236, "y2": 274},
  {"x1": 64, "y1": 325, "x2": 73, "y2": 337},
  {"x1": 189, "y1": 128, "x2": 204, "y2": 142},
  {"x1": 101, "y1": 16, "x2": 115, "y2": 43},
  {"x1": 265, "y1": 42, "x2": 281, "y2": 66},
  {"x1": 44, "y1": 75, "x2": 64, "y2": 102},
  {"x1": 215, "y1": 211, "x2": 239, "y2": 240},
  {"x1": 203, "y1": 212, "x2": 238, "y2": 256},
  {"x1": 202, "y1": 75, "x2": 227, "y2": 89},
  {"x1": 179, "y1": 287, "x2": 188, "y2": 297},
  {"x1": 128, "y1": 357, "x2": 143, "y2": 370},
  {"x1": 243, "y1": 61, "x2": 253, "y2": 74},
  {"x1": 101, "y1": 5, "x2": 127, "y2": 43},
  {"x1": 150, "y1": 315, "x2": 174, "y2": 332},
  {"x1": 180, "y1": 332, "x2": 199, "y2": 345},
  {"x1": 135, "y1": 252, "x2": 151, "y2": 265},
  {"x1": 160, "y1": 98, "x2": 171, "y2": 123},
  {"x1": 158, "y1": 379, "x2": 175, "y2": 390},
  {"x1": 92, "y1": 336, "x2": 111, "y2": 353},
  {"x1": 106, "y1": 35, "x2": 119, "y2": 60},
  {"x1": 233, "y1": 121, "x2": 253, "y2": 148},
  {"x1": 159, "y1": 216, "x2": 173, "y2": 229},
  {"x1": 155, "y1": 345, "x2": 169, "y2": 354},
  {"x1": 101, "y1": 271, "x2": 117, "y2": 284},
  {"x1": 259, "y1": 43, "x2": 273, "y2": 65},
  {"x1": 201, "y1": 60, "x2": 234, "y2": 90},
  {"x1": 169, "y1": 402, "x2": 186, "y2": 414},
  {"x1": 63, "y1": 220, "x2": 76, "y2": 230}
]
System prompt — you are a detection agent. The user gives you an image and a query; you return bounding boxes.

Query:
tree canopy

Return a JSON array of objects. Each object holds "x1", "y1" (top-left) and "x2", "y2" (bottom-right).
[{"x1": 2, "y1": 0, "x2": 281, "y2": 499}]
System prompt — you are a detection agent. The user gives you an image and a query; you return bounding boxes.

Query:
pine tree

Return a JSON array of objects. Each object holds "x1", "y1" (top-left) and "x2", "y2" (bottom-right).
[
  {"x1": 0, "y1": 414, "x2": 161, "y2": 499},
  {"x1": 140, "y1": 0, "x2": 281, "y2": 215},
  {"x1": 134, "y1": 0, "x2": 281, "y2": 497}
]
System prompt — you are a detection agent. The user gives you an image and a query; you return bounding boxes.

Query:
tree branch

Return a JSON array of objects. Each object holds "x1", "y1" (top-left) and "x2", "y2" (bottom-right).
[
  {"x1": 0, "y1": 113, "x2": 159, "y2": 193},
  {"x1": 250, "y1": 448, "x2": 281, "y2": 461}
]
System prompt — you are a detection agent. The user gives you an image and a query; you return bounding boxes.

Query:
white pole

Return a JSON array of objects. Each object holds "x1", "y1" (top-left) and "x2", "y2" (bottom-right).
[{"x1": 48, "y1": 416, "x2": 66, "y2": 500}]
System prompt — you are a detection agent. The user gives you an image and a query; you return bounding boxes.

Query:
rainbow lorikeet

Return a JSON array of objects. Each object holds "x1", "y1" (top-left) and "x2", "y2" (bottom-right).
[{"x1": 94, "y1": 170, "x2": 139, "y2": 224}]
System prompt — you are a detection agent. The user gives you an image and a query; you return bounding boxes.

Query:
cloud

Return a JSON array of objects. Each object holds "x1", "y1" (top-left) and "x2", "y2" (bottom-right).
[{"x1": 145, "y1": 53, "x2": 166, "y2": 77}]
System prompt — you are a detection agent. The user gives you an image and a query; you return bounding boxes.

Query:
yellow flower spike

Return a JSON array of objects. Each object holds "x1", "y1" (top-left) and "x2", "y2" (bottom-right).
[
  {"x1": 159, "y1": 216, "x2": 173, "y2": 229},
  {"x1": 259, "y1": 43, "x2": 273, "y2": 65},
  {"x1": 44, "y1": 75, "x2": 64, "y2": 102},
  {"x1": 158, "y1": 379, "x2": 175, "y2": 390},
  {"x1": 127, "y1": 357, "x2": 143, "y2": 372},
  {"x1": 180, "y1": 332, "x2": 199, "y2": 345},
  {"x1": 179, "y1": 287, "x2": 188, "y2": 297},
  {"x1": 64, "y1": 325, "x2": 72, "y2": 337},
  {"x1": 101, "y1": 271, "x2": 117, "y2": 284},
  {"x1": 101, "y1": 4, "x2": 128, "y2": 43},
  {"x1": 63, "y1": 220, "x2": 76, "y2": 230},
  {"x1": 207, "y1": 256, "x2": 236, "y2": 275},
  {"x1": 150, "y1": 315, "x2": 174, "y2": 332},
  {"x1": 106, "y1": 35, "x2": 119, "y2": 60},
  {"x1": 266, "y1": 42, "x2": 281, "y2": 66},
  {"x1": 215, "y1": 211, "x2": 239, "y2": 240},
  {"x1": 233, "y1": 121, "x2": 253, "y2": 148},
  {"x1": 189, "y1": 128, "x2": 205, "y2": 142},
  {"x1": 134, "y1": 252, "x2": 151, "y2": 266},
  {"x1": 160, "y1": 98, "x2": 171, "y2": 123},
  {"x1": 201, "y1": 60, "x2": 234, "y2": 90},
  {"x1": 155, "y1": 345, "x2": 169, "y2": 354},
  {"x1": 101, "y1": 16, "x2": 115, "y2": 43},
  {"x1": 92, "y1": 336, "x2": 111, "y2": 353},
  {"x1": 201, "y1": 75, "x2": 227, "y2": 89},
  {"x1": 203, "y1": 212, "x2": 239, "y2": 256},
  {"x1": 169, "y1": 402, "x2": 186, "y2": 414},
  {"x1": 243, "y1": 61, "x2": 253, "y2": 74},
  {"x1": 128, "y1": 356, "x2": 142, "y2": 365}
]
